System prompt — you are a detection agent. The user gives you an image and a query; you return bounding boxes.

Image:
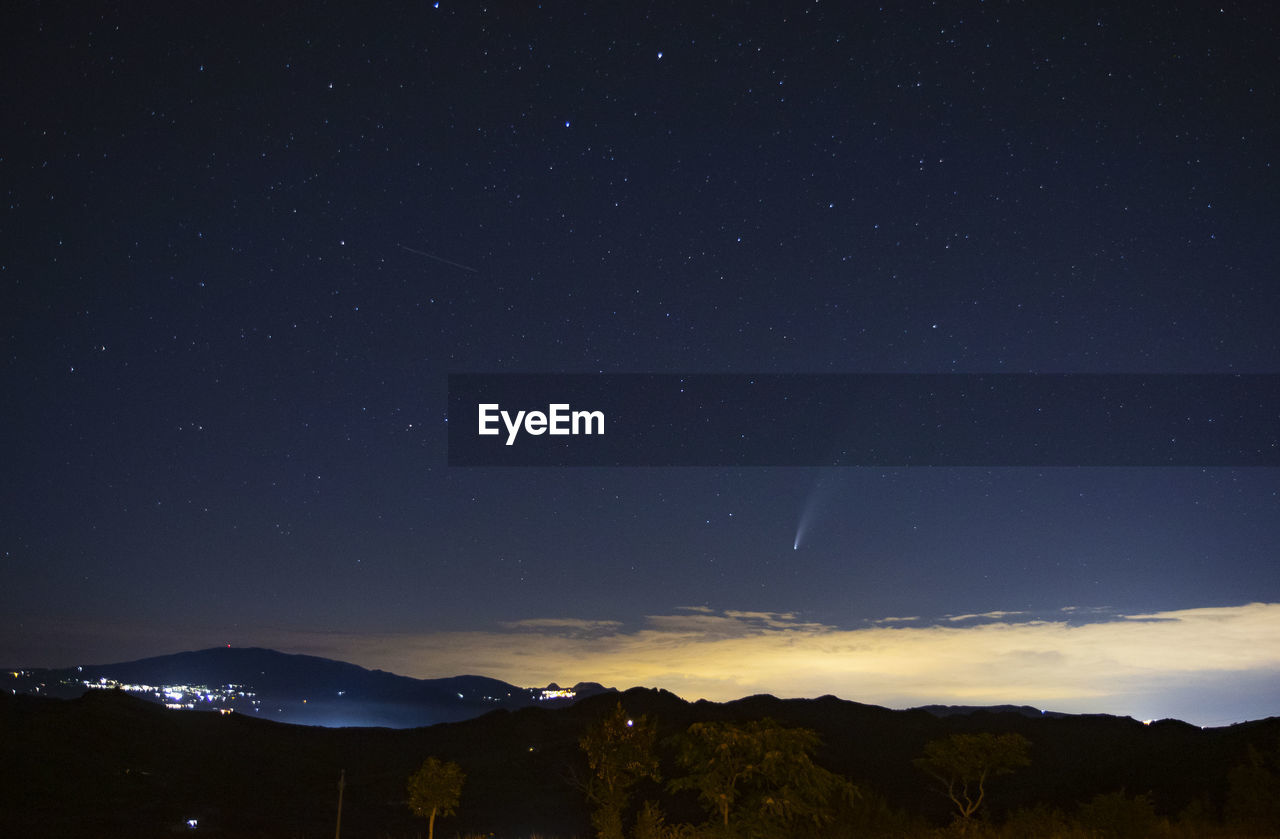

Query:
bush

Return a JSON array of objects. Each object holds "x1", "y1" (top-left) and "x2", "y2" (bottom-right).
[{"x1": 1076, "y1": 790, "x2": 1160, "y2": 839}]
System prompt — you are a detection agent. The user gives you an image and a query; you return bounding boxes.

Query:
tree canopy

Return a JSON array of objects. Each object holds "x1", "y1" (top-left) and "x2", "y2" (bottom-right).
[
  {"x1": 406, "y1": 756, "x2": 465, "y2": 839},
  {"x1": 672, "y1": 717, "x2": 856, "y2": 837},
  {"x1": 579, "y1": 702, "x2": 660, "y2": 839},
  {"x1": 914, "y1": 732, "x2": 1030, "y2": 822}
]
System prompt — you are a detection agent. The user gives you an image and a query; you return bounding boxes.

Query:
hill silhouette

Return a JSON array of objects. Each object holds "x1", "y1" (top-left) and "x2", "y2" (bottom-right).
[
  {"x1": 2, "y1": 683, "x2": 1276, "y2": 837},
  {"x1": 7, "y1": 646, "x2": 613, "y2": 727}
]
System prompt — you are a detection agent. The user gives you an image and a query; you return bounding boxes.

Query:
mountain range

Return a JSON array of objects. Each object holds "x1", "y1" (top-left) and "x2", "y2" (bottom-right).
[{"x1": 5, "y1": 646, "x2": 613, "y2": 727}]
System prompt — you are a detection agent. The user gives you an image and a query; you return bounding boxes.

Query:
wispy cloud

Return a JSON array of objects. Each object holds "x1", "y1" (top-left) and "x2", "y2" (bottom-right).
[
  {"x1": 944, "y1": 610, "x2": 1028, "y2": 622},
  {"x1": 19, "y1": 603, "x2": 1277, "y2": 727},
  {"x1": 252, "y1": 602, "x2": 1280, "y2": 726},
  {"x1": 500, "y1": 618, "x2": 623, "y2": 636}
]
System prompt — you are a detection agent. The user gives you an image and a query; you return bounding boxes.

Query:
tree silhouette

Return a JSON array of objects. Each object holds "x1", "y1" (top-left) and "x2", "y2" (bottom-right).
[
  {"x1": 1226, "y1": 739, "x2": 1280, "y2": 832},
  {"x1": 671, "y1": 717, "x2": 855, "y2": 836},
  {"x1": 579, "y1": 702, "x2": 660, "y2": 839},
  {"x1": 406, "y1": 756, "x2": 465, "y2": 839},
  {"x1": 672, "y1": 720, "x2": 759, "y2": 829},
  {"x1": 914, "y1": 732, "x2": 1030, "y2": 825},
  {"x1": 1076, "y1": 790, "x2": 1159, "y2": 838}
]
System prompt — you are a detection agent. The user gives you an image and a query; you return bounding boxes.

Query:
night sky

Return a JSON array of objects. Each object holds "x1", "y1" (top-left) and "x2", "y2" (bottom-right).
[{"x1": 3, "y1": 2, "x2": 1278, "y2": 726}]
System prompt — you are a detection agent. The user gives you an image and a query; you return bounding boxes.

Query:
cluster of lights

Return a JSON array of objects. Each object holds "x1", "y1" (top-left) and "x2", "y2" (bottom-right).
[
  {"x1": 537, "y1": 687, "x2": 576, "y2": 700},
  {"x1": 79, "y1": 676, "x2": 259, "y2": 711},
  {"x1": 10, "y1": 670, "x2": 43, "y2": 694}
]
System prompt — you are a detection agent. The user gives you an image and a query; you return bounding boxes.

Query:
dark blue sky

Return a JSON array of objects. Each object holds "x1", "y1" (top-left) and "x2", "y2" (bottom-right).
[{"x1": 2, "y1": 1, "x2": 1277, "y2": 723}]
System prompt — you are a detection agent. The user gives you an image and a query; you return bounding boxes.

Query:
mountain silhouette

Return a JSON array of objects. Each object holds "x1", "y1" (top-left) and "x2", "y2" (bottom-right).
[{"x1": 6, "y1": 646, "x2": 613, "y2": 727}]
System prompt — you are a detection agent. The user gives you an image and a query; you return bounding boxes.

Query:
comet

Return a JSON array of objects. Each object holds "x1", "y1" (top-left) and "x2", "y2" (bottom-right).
[
  {"x1": 793, "y1": 508, "x2": 811, "y2": 551},
  {"x1": 793, "y1": 468, "x2": 843, "y2": 551}
]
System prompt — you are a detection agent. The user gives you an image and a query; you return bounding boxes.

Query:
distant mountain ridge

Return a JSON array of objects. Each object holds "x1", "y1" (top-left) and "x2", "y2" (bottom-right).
[
  {"x1": 8, "y1": 647, "x2": 1177, "y2": 729},
  {"x1": 5, "y1": 646, "x2": 614, "y2": 727},
  {"x1": 911, "y1": 703, "x2": 1071, "y2": 719}
]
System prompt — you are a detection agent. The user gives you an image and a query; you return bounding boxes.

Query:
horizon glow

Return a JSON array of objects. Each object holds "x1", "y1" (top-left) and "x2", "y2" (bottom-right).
[{"x1": 18, "y1": 601, "x2": 1277, "y2": 728}]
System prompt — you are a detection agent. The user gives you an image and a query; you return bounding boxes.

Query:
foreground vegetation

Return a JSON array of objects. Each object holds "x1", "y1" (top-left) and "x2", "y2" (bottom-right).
[
  {"x1": 411, "y1": 702, "x2": 1280, "y2": 839},
  {"x1": 3, "y1": 687, "x2": 1278, "y2": 837}
]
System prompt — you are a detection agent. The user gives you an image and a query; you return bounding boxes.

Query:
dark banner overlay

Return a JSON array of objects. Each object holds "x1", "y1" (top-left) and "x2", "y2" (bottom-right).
[{"x1": 447, "y1": 374, "x2": 1280, "y2": 467}]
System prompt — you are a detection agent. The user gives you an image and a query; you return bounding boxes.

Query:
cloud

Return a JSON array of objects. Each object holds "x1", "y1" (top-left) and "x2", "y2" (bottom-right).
[
  {"x1": 250, "y1": 602, "x2": 1280, "y2": 726},
  {"x1": 641, "y1": 610, "x2": 833, "y2": 638},
  {"x1": 500, "y1": 618, "x2": 623, "y2": 637},
  {"x1": 944, "y1": 610, "x2": 1028, "y2": 622},
  {"x1": 25, "y1": 603, "x2": 1277, "y2": 727}
]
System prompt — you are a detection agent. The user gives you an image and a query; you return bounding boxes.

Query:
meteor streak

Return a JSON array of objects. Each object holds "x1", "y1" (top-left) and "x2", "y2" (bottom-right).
[{"x1": 398, "y1": 244, "x2": 479, "y2": 273}]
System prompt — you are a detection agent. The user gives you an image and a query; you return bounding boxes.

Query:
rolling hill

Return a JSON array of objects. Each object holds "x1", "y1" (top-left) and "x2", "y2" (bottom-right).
[{"x1": 5, "y1": 646, "x2": 612, "y2": 727}]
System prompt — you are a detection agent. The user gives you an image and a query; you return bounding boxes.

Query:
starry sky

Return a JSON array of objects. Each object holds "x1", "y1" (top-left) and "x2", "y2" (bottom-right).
[{"x1": 3, "y1": 1, "x2": 1278, "y2": 726}]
